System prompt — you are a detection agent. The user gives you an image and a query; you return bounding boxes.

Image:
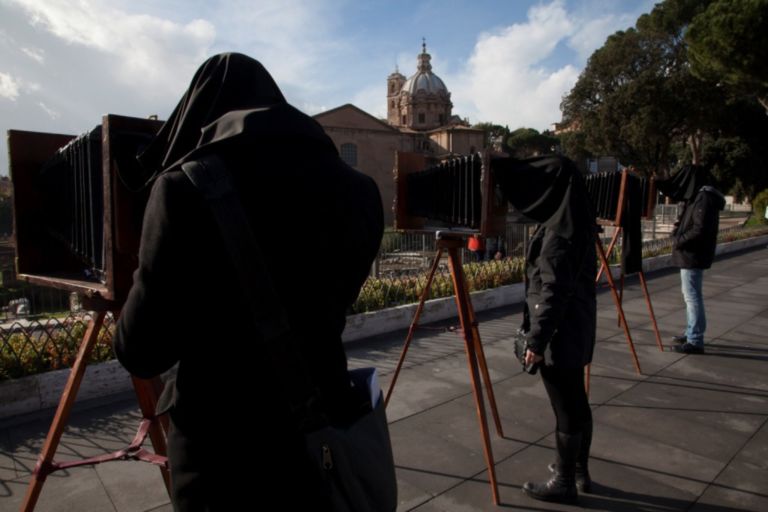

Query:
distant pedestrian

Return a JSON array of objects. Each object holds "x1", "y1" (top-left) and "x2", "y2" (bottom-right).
[
  {"x1": 658, "y1": 164, "x2": 725, "y2": 354},
  {"x1": 468, "y1": 234, "x2": 485, "y2": 261}
]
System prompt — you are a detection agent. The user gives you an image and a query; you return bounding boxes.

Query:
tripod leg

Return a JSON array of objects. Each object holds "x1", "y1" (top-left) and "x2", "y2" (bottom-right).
[
  {"x1": 463, "y1": 283, "x2": 504, "y2": 437},
  {"x1": 385, "y1": 248, "x2": 443, "y2": 407},
  {"x1": 595, "y1": 229, "x2": 621, "y2": 283},
  {"x1": 595, "y1": 238, "x2": 642, "y2": 374},
  {"x1": 132, "y1": 376, "x2": 172, "y2": 495},
  {"x1": 447, "y1": 247, "x2": 500, "y2": 505},
  {"x1": 639, "y1": 271, "x2": 664, "y2": 351},
  {"x1": 21, "y1": 312, "x2": 107, "y2": 512},
  {"x1": 618, "y1": 272, "x2": 625, "y2": 327}
]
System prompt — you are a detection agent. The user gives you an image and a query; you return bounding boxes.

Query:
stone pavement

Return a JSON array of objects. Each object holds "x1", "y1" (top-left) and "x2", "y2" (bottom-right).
[{"x1": 1, "y1": 246, "x2": 767, "y2": 511}]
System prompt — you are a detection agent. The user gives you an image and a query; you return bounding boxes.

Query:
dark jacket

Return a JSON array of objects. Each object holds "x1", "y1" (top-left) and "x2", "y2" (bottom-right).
[
  {"x1": 524, "y1": 225, "x2": 597, "y2": 368},
  {"x1": 671, "y1": 186, "x2": 725, "y2": 269},
  {"x1": 113, "y1": 54, "x2": 384, "y2": 511},
  {"x1": 493, "y1": 155, "x2": 597, "y2": 368}
]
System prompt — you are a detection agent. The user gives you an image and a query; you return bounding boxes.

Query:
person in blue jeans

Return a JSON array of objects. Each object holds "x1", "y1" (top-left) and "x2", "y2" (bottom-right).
[{"x1": 658, "y1": 164, "x2": 725, "y2": 354}]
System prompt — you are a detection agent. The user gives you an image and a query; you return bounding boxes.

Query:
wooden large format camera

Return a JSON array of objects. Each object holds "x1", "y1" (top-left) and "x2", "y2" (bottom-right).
[
  {"x1": 8, "y1": 114, "x2": 164, "y2": 303},
  {"x1": 393, "y1": 151, "x2": 508, "y2": 237},
  {"x1": 584, "y1": 170, "x2": 656, "y2": 225}
]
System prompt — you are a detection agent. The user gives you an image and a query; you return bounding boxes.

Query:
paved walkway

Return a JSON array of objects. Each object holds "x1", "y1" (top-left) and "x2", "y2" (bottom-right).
[{"x1": 1, "y1": 246, "x2": 767, "y2": 511}]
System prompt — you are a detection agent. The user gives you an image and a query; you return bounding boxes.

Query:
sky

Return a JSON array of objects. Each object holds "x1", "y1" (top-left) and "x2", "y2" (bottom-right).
[{"x1": 0, "y1": 0, "x2": 657, "y2": 176}]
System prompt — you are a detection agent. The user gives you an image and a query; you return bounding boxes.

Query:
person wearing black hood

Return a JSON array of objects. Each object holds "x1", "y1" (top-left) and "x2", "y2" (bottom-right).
[
  {"x1": 494, "y1": 155, "x2": 597, "y2": 504},
  {"x1": 113, "y1": 53, "x2": 384, "y2": 510},
  {"x1": 657, "y1": 164, "x2": 725, "y2": 354}
]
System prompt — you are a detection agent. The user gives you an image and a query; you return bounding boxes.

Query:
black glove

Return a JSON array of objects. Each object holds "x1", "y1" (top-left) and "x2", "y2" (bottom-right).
[{"x1": 513, "y1": 329, "x2": 539, "y2": 375}]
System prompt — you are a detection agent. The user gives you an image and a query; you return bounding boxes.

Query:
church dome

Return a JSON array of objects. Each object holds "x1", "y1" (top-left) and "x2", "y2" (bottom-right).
[{"x1": 402, "y1": 42, "x2": 448, "y2": 96}]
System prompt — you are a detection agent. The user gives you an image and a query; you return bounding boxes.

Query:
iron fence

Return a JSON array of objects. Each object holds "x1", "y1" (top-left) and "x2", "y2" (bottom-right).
[
  {"x1": 0, "y1": 313, "x2": 115, "y2": 380},
  {"x1": 2, "y1": 224, "x2": 766, "y2": 381}
]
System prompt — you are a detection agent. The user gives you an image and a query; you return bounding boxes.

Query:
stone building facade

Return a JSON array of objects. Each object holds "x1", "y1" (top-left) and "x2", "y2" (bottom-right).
[{"x1": 315, "y1": 42, "x2": 485, "y2": 225}]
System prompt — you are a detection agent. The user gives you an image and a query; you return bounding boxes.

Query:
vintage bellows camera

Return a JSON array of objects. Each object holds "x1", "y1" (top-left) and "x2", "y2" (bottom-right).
[
  {"x1": 393, "y1": 151, "x2": 508, "y2": 237},
  {"x1": 8, "y1": 114, "x2": 164, "y2": 303},
  {"x1": 583, "y1": 170, "x2": 656, "y2": 224}
]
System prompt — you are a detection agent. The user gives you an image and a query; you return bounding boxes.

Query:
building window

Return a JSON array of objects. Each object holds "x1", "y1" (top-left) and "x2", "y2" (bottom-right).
[
  {"x1": 418, "y1": 112, "x2": 425, "y2": 124},
  {"x1": 439, "y1": 114, "x2": 445, "y2": 125},
  {"x1": 402, "y1": 115, "x2": 407, "y2": 125},
  {"x1": 390, "y1": 101, "x2": 395, "y2": 109},
  {"x1": 340, "y1": 143, "x2": 358, "y2": 167}
]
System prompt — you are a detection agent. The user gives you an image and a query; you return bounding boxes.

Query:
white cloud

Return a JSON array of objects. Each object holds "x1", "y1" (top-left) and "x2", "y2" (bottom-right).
[
  {"x1": 456, "y1": 1, "x2": 578, "y2": 130},
  {"x1": 0, "y1": 72, "x2": 21, "y2": 100},
  {"x1": 21, "y1": 46, "x2": 45, "y2": 63},
  {"x1": 7, "y1": 0, "x2": 216, "y2": 98},
  {"x1": 452, "y1": 0, "x2": 643, "y2": 130},
  {"x1": 38, "y1": 101, "x2": 59, "y2": 119},
  {"x1": 567, "y1": 12, "x2": 637, "y2": 61},
  {"x1": 351, "y1": 84, "x2": 386, "y2": 120}
]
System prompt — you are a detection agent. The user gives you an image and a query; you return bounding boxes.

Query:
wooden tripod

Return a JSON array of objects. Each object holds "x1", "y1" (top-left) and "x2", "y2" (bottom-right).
[
  {"x1": 595, "y1": 226, "x2": 664, "y2": 353},
  {"x1": 384, "y1": 233, "x2": 502, "y2": 505},
  {"x1": 20, "y1": 306, "x2": 171, "y2": 512},
  {"x1": 586, "y1": 170, "x2": 665, "y2": 390}
]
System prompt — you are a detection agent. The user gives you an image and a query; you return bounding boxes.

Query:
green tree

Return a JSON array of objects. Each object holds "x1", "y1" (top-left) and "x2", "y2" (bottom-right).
[
  {"x1": 472, "y1": 122, "x2": 511, "y2": 152},
  {"x1": 686, "y1": 0, "x2": 768, "y2": 113},
  {"x1": 506, "y1": 128, "x2": 559, "y2": 158},
  {"x1": 560, "y1": 0, "x2": 719, "y2": 175}
]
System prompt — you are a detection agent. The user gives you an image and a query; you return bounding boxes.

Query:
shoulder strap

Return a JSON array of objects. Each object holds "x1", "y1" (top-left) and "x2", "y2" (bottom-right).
[
  {"x1": 181, "y1": 155, "x2": 289, "y2": 341},
  {"x1": 181, "y1": 155, "x2": 325, "y2": 429}
]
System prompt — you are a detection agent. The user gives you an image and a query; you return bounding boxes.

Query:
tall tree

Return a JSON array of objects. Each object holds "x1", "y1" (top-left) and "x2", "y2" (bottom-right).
[
  {"x1": 506, "y1": 128, "x2": 559, "y2": 158},
  {"x1": 686, "y1": 0, "x2": 768, "y2": 113},
  {"x1": 472, "y1": 122, "x2": 511, "y2": 152},
  {"x1": 561, "y1": 0, "x2": 718, "y2": 176}
]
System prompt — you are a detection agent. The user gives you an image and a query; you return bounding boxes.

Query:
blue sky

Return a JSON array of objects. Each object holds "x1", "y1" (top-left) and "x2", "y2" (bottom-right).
[{"x1": 0, "y1": 0, "x2": 656, "y2": 175}]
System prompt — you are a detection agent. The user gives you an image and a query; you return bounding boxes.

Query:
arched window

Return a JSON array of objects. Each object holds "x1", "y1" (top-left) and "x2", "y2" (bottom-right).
[
  {"x1": 418, "y1": 112, "x2": 425, "y2": 124},
  {"x1": 340, "y1": 143, "x2": 358, "y2": 167}
]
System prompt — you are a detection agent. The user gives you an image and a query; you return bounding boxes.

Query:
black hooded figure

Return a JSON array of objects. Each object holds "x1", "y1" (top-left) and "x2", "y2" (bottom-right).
[
  {"x1": 494, "y1": 155, "x2": 597, "y2": 504},
  {"x1": 656, "y1": 164, "x2": 725, "y2": 354},
  {"x1": 114, "y1": 53, "x2": 384, "y2": 510}
]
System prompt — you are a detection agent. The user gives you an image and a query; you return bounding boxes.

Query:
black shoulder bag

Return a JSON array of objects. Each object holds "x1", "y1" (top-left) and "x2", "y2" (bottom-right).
[{"x1": 181, "y1": 155, "x2": 397, "y2": 512}]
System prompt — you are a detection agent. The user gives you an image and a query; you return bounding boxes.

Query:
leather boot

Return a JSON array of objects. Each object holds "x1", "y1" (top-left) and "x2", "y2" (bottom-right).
[
  {"x1": 576, "y1": 421, "x2": 593, "y2": 493},
  {"x1": 547, "y1": 422, "x2": 593, "y2": 492},
  {"x1": 523, "y1": 431, "x2": 580, "y2": 504}
]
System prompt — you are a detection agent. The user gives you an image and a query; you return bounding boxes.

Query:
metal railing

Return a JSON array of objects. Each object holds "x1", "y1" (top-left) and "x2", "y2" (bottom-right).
[{"x1": 2, "y1": 223, "x2": 766, "y2": 381}]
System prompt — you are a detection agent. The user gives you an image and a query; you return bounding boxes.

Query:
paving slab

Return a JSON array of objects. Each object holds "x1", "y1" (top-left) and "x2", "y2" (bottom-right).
[{"x1": 1, "y1": 246, "x2": 767, "y2": 511}]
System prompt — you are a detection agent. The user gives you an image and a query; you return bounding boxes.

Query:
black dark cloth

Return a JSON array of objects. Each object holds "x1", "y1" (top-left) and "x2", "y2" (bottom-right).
[
  {"x1": 113, "y1": 53, "x2": 384, "y2": 511},
  {"x1": 496, "y1": 155, "x2": 597, "y2": 368},
  {"x1": 656, "y1": 164, "x2": 713, "y2": 202},
  {"x1": 620, "y1": 173, "x2": 643, "y2": 274},
  {"x1": 493, "y1": 155, "x2": 594, "y2": 240},
  {"x1": 670, "y1": 186, "x2": 725, "y2": 269}
]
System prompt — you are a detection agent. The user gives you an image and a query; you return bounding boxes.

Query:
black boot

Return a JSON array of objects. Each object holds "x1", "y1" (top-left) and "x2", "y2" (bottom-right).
[
  {"x1": 523, "y1": 431, "x2": 580, "y2": 504},
  {"x1": 576, "y1": 421, "x2": 593, "y2": 493},
  {"x1": 547, "y1": 422, "x2": 593, "y2": 492}
]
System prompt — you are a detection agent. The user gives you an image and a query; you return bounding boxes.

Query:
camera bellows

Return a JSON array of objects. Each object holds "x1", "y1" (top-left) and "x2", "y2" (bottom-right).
[{"x1": 39, "y1": 126, "x2": 105, "y2": 280}]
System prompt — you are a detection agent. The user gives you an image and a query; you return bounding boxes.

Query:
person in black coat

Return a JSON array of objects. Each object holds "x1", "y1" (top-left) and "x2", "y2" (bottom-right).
[
  {"x1": 113, "y1": 53, "x2": 384, "y2": 511},
  {"x1": 658, "y1": 164, "x2": 725, "y2": 354},
  {"x1": 495, "y1": 155, "x2": 597, "y2": 504}
]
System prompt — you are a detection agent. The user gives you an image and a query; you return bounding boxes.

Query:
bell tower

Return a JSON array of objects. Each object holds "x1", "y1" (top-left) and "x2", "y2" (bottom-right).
[{"x1": 387, "y1": 66, "x2": 406, "y2": 127}]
